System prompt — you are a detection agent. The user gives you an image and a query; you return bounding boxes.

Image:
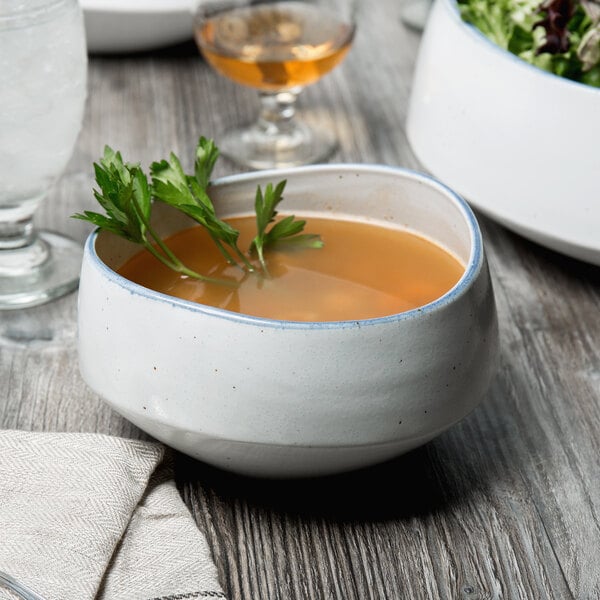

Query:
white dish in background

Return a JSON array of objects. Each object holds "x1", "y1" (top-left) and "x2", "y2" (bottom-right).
[
  {"x1": 81, "y1": 0, "x2": 195, "y2": 53},
  {"x1": 407, "y1": 0, "x2": 600, "y2": 266}
]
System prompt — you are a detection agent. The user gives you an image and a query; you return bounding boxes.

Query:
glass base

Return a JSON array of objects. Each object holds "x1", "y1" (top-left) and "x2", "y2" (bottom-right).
[
  {"x1": 220, "y1": 119, "x2": 338, "y2": 170},
  {"x1": 0, "y1": 230, "x2": 83, "y2": 310}
]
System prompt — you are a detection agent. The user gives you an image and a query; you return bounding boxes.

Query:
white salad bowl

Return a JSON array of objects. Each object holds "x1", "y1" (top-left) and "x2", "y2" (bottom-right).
[
  {"x1": 78, "y1": 164, "x2": 499, "y2": 478},
  {"x1": 407, "y1": 0, "x2": 600, "y2": 265},
  {"x1": 81, "y1": 0, "x2": 194, "y2": 53}
]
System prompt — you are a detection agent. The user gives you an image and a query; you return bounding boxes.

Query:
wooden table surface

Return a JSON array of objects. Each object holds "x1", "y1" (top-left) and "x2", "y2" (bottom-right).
[{"x1": 2, "y1": 2, "x2": 600, "y2": 598}]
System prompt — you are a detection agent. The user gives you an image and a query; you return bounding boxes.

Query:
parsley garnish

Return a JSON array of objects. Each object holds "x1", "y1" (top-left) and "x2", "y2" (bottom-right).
[
  {"x1": 250, "y1": 180, "x2": 323, "y2": 273},
  {"x1": 74, "y1": 137, "x2": 323, "y2": 284}
]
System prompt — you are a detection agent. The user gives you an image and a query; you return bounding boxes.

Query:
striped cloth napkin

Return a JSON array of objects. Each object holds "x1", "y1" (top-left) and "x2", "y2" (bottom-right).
[{"x1": 0, "y1": 431, "x2": 226, "y2": 600}]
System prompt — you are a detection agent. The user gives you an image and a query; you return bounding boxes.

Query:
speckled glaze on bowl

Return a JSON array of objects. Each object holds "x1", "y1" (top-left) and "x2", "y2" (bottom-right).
[
  {"x1": 77, "y1": 164, "x2": 498, "y2": 478},
  {"x1": 407, "y1": 0, "x2": 600, "y2": 265}
]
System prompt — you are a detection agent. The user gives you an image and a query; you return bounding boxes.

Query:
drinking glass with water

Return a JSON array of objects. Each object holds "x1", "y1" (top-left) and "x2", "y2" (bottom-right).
[{"x1": 0, "y1": 0, "x2": 87, "y2": 309}]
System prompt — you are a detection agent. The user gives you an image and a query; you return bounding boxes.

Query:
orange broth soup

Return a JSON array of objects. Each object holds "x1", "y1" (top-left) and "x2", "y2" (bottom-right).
[{"x1": 118, "y1": 215, "x2": 464, "y2": 322}]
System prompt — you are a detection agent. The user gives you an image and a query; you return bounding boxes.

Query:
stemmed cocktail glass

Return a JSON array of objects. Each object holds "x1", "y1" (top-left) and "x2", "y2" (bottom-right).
[{"x1": 194, "y1": 0, "x2": 356, "y2": 169}]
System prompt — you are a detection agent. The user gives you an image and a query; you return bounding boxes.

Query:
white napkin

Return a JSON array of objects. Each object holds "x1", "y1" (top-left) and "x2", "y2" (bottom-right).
[{"x1": 0, "y1": 431, "x2": 226, "y2": 600}]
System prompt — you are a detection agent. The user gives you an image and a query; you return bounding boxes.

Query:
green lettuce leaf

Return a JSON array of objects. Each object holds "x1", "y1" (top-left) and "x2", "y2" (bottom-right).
[{"x1": 457, "y1": 0, "x2": 600, "y2": 86}]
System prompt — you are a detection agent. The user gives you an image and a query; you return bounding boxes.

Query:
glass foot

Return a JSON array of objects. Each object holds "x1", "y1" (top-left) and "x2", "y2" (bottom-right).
[
  {"x1": 0, "y1": 230, "x2": 83, "y2": 309},
  {"x1": 220, "y1": 120, "x2": 338, "y2": 170}
]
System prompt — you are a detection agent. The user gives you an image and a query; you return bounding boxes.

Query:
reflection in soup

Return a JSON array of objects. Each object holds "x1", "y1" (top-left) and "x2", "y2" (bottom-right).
[{"x1": 118, "y1": 215, "x2": 464, "y2": 321}]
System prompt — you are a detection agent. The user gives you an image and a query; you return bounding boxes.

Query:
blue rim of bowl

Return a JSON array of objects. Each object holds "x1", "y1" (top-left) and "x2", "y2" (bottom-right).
[
  {"x1": 444, "y1": 0, "x2": 600, "y2": 95},
  {"x1": 86, "y1": 163, "x2": 483, "y2": 331}
]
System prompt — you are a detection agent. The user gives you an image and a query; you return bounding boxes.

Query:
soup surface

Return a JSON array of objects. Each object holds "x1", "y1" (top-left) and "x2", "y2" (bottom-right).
[{"x1": 118, "y1": 215, "x2": 464, "y2": 321}]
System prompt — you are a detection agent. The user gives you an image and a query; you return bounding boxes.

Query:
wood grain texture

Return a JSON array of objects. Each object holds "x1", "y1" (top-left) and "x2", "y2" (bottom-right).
[{"x1": 1, "y1": 1, "x2": 599, "y2": 598}]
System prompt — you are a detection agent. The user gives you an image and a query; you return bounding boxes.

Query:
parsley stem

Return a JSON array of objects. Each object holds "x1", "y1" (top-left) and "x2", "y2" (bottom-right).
[
  {"x1": 142, "y1": 239, "x2": 235, "y2": 286},
  {"x1": 207, "y1": 233, "x2": 255, "y2": 273},
  {"x1": 137, "y1": 205, "x2": 235, "y2": 286},
  {"x1": 209, "y1": 235, "x2": 240, "y2": 267},
  {"x1": 232, "y1": 246, "x2": 256, "y2": 272},
  {"x1": 254, "y1": 242, "x2": 268, "y2": 275}
]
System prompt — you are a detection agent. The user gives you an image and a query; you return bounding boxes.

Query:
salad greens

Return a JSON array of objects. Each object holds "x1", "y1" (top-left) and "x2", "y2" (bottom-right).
[
  {"x1": 458, "y1": 0, "x2": 600, "y2": 86},
  {"x1": 73, "y1": 137, "x2": 323, "y2": 285}
]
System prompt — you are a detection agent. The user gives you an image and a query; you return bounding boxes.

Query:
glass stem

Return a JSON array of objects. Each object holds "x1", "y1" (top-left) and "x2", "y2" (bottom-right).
[
  {"x1": 0, "y1": 214, "x2": 37, "y2": 251},
  {"x1": 257, "y1": 89, "x2": 301, "y2": 136},
  {"x1": 0, "y1": 210, "x2": 50, "y2": 277}
]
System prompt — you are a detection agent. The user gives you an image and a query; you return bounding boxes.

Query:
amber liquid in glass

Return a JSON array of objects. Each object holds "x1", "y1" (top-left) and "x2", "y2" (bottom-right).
[{"x1": 195, "y1": 2, "x2": 355, "y2": 91}]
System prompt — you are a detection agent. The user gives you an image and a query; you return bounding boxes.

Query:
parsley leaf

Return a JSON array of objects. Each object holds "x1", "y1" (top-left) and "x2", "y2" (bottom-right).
[
  {"x1": 249, "y1": 180, "x2": 323, "y2": 272},
  {"x1": 74, "y1": 138, "x2": 323, "y2": 285}
]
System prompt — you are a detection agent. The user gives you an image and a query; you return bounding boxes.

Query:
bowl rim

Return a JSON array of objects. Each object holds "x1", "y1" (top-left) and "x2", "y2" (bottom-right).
[
  {"x1": 80, "y1": 0, "x2": 193, "y2": 15},
  {"x1": 445, "y1": 0, "x2": 600, "y2": 95},
  {"x1": 85, "y1": 163, "x2": 484, "y2": 330}
]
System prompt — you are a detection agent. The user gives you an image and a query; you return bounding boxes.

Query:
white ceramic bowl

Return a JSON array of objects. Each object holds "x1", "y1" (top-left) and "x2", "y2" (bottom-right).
[
  {"x1": 78, "y1": 165, "x2": 498, "y2": 478},
  {"x1": 407, "y1": 0, "x2": 600, "y2": 265},
  {"x1": 82, "y1": 0, "x2": 194, "y2": 53}
]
